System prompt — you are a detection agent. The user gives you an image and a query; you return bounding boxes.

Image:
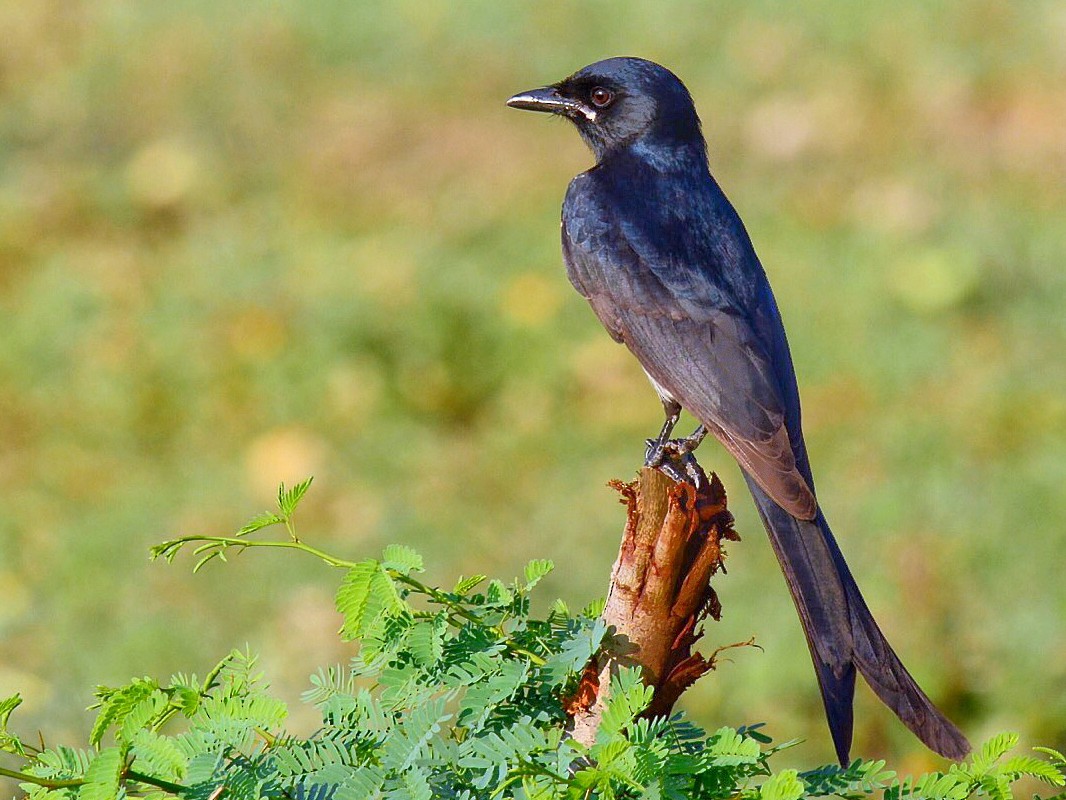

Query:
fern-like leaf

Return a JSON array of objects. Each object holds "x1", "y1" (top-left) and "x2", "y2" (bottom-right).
[
  {"x1": 129, "y1": 729, "x2": 190, "y2": 782},
  {"x1": 523, "y1": 559, "x2": 554, "y2": 591},
  {"x1": 80, "y1": 746, "x2": 125, "y2": 800},
  {"x1": 278, "y1": 476, "x2": 314, "y2": 516},
  {"x1": 335, "y1": 560, "x2": 407, "y2": 641},
  {"x1": 704, "y1": 726, "x2": 763, "y2": 767},
  {"x1": 760, "y1": 769, "x2": 805, "y2": 800},
  {"x1": 407, "y1": 614, "x2": 447, "y2": 667},
  {"x1": 379, "y1": 697, "x2": 450, "y2": 774},
  {"x1": 540, "y1": 617, "x2": 607, "y2": 685},
  {"x1": 119, "y1": 690, "x2": 169, "y2": 744},
  {"x1": 31, "y1": 746, "x2": 96, "y2": 781},
  {"x1": 235, "y1": 511, "x2": 285, "y2": 537},
  {"x1": 453, "y1": 575, "x2": 488, "y2": 596},
  {"x1": 0, "y1": 693, "x2": 26, "y2": 756},
  {"x1": 381, "y1": 544, "x2": 424, "y2": 576},
  {"x1": 1001, "y1": 755, "x2": 1066, "y2": 785},
  {"x1": 597, "y1": 667, "x2": 653, "y2": 742},
  {"x1": 90, "y1": 678, "x2": 160, "y2": 746},
  {"x1": 971, "y1": 731, "x2": 1020, "y2": 772}
]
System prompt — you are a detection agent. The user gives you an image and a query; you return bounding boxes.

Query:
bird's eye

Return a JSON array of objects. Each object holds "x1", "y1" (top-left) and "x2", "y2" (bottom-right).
[{"x1": 590, "y1": 87, "x2": 614, "y2": 108}]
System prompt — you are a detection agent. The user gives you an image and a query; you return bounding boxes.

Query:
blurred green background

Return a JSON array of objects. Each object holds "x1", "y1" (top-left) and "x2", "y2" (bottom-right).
[{"x1": 1, "y1": 0, "x2": 1064, "y2": 782}]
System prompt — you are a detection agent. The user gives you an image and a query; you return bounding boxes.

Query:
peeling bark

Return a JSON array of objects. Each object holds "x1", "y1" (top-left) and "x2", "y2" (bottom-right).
[{"x1": 568, "y1": 466, "x2": 739, "y2": 746}]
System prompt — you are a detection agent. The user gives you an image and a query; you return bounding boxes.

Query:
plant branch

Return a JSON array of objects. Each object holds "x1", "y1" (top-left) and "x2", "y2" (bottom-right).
[
  {"x1": 0, "y1": 765, "x2": 84, "y2": 789},
  {"x1": 154, "y1": 535, "x2": 547, "y2": 666},
  {"x1": 153, "y1": 535, "x2": 358, "y2": 570},
  {"x1": 0, "y1": 761, "x2": 191, "y2": 795},
  {"x1": 125, "y1": 768, "x2": 188, "y2": 795}
]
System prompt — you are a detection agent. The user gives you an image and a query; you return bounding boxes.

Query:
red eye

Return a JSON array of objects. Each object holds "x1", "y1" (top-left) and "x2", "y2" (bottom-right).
[{"x1": 590, "y1": 87, "x2": 614, "y2": 108}]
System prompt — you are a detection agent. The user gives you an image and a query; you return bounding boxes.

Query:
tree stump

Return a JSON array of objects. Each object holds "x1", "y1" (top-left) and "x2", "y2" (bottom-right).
[{"x1": 568, "y1": 466, "x2": 739, "y2": 746}]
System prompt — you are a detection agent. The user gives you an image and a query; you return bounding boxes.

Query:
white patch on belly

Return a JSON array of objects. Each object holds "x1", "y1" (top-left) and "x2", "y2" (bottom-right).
[{"x1": 643, "y1": 368, "x2": 678, "y2": 407}]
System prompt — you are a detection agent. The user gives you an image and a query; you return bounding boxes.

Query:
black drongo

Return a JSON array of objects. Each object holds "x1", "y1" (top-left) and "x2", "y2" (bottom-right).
[{"x1": 507, "y1": 56, "x2": 969, "y2": 765}]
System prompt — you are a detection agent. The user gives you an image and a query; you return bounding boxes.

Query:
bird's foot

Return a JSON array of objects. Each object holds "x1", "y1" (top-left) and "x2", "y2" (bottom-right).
[{"x1": 644, "y1": 434, "x2": 708, "y2": 490}]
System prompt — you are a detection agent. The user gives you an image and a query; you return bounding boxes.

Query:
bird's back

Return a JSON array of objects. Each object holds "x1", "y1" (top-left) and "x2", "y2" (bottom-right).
[{"x1": 563, "y1": 149, "x2": 814, "y2": 488}]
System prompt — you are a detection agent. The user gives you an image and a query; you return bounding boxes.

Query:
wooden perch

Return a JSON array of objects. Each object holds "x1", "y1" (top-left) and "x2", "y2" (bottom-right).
[{"x1": 568, "y1": 465, "x2": 739, "y2": 747}]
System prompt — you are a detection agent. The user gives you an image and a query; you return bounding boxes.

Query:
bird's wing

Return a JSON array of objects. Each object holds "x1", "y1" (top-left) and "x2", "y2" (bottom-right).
[{"x1": 562, "y1": 180, "x2": 817, "y2": 520}]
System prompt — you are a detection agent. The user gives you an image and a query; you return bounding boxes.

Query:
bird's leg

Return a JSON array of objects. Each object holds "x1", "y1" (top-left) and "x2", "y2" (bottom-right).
[
  {"x1": 644, "y1": 402, "x2": 681, "y2": 466},
  {"x1": 644, "y1": 403, "x2": 703, "y2": 486}
]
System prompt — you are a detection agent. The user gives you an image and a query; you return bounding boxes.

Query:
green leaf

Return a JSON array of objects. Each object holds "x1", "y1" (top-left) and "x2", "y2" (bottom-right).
[
  {"x1": 118, "y1": 689, "x2": 169, "y2": 743},
  {"x1": 457, "y1": 659, "x2": 529, "y2": 730},
  {"x1": 407, "y1": 615, "x2": 447, "y2": 667},
  {"x1": 705, "y1": 726, "x2": 762, "y2": 766},
  {"x1": 313, "y1": 764, "x2": 386, "y2": 800},
  {"x1": 81, "y1": 746, "x2": 125, "y2": 800},
  {"x1": 1035, "y1": 746, "x2": 1066, "y2": 764},
  {"x1": 800, "y1": 759, "x2": 895, "y2": 797},
  {"x1": 217, "y1": 647, "x2": 266, "y2": 693},
  {"x1": 541, "y1": 617, "x2": 607, "y2": 685},
  {"x1": 485, "y1": 579, "x2": 514, "y2": 607},
  {"x1": 20, "y1": 526, "x2": 1066, "y2": 800},
  {"x1": 90, "y1": 678, "x2": 160, "y2": 746},
  {"x1": 379, "y1": 696, "x2": 450, "y2": 774},
  {"x1": 597, "y1": 667, "x2": 653, "y2": 742},
  {"x1": 0, "y1": 693, "x2": 22, "y2": 725},
  {"x1": 581, "y1": 597, "x2": 606, "y2": 618},
  {"x1": 1001, "y1": 754, "x2": 1066, "y2": 785},
  {"x1": 399, "y1": 764, "x2": 432, "y2": 800},
  {"x1": 548, "y1": 598, "x2": 570, "y2": 623},
  {"x1": 31, "y1": 746, "x2": 95, "y2": 781},
  {"x1": 910, "y1": 771, "x2": 970, "y2": 800},
  {"x1": 381, "y1": 544, "x2": 424, "y2": 575},
  {"x1": 235, "y1": 510, "x2": 285, "y2": 536},
  {"x1": 0, "y1": 693, "x2": 26, "y2": 756},
  {"x1": 523, "y1": 559, "x2": 554, "y2": 590},
  {"x1": 335, "y1": 561, "x2": 407, "y2": 641},
  {"x1": 278, "y1": 476, "x2": 314, "y2": 516},
  {"x1": 973, "y1": 731, "x2": 1020, "y2": 770},
  {"x1": 760, "y1": 769, "x2": 805, "y2": 800},
  {"x1": 453, "y1": 574, "x2": 488, "y2": 595},
  {"x1": 129, "y1": 729, "x2": 190, "y2": 781}
]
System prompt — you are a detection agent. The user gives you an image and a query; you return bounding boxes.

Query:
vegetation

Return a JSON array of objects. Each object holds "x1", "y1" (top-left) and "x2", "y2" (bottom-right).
[
  {"x1": 1, "y1": 1, "x2": 1063, "y2": 786},
  {"x1": 2, "y1": 485, "x2": 1065, "y2": 799}
]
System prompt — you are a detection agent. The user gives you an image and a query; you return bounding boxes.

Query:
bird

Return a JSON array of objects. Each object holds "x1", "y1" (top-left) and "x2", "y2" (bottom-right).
[{"x1": 506, "y1": 57, "x2": 970, "y2": 765}]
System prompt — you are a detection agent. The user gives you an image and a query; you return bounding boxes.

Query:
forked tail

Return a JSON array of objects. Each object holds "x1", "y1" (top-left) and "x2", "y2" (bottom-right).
[{"x1": 743, "y1": 475, "x2": 971, "y2": 765}]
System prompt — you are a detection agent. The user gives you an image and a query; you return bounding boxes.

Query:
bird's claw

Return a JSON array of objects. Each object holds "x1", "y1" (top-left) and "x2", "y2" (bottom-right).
[{"x1": 644, "y1": 437, "x2": 708, "y2": 490}]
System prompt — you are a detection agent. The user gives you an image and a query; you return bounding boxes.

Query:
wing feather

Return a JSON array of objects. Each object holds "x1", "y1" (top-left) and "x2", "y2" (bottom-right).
[{"x1": 562, "y1": 174, "x2": 817, "y2": 520}]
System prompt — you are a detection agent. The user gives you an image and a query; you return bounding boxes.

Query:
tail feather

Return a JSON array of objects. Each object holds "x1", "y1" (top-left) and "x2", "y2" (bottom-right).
[{"x1": 743, "y1": 474, "x2": 970, "y2": 765}]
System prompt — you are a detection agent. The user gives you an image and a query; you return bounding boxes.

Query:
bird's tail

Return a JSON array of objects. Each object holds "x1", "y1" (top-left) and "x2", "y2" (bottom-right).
[{"x1": 742, "y1": 474, "x2": 971, "y2": 765}]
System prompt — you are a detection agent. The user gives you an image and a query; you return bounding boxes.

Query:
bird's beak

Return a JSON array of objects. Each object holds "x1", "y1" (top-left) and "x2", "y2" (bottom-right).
[{"x1": 506, "y1": 86, "x2": 597, "y2": 122}]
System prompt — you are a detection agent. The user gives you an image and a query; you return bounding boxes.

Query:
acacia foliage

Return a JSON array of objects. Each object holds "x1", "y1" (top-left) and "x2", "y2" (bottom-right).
[{"x1": 2, "y1": 484, "x2": 1064, "y2": 799}]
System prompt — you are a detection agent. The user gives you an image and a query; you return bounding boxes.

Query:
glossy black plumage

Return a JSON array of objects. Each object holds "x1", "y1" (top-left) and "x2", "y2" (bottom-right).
[{"x1": 508, "y1": 57, "x2": 969, "y2": 764}]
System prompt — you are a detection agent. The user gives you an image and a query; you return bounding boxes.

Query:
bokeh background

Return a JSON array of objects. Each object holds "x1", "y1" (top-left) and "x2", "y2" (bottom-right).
[{"x1": 1, "y1": 0, "x2": 1064, "y2": 786}]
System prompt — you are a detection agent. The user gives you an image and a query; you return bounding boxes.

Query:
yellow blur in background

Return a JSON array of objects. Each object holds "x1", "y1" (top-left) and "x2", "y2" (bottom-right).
[{"x1": 0, "y1": 0, "x2": 1064, "y2": 779}]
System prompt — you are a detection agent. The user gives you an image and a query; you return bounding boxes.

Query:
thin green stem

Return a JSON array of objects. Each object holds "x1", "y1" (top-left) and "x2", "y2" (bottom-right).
[
  {"x1": 126, "y1": 768, "x2": 188, "y2": 795},
  {"x1": 0, "y1": 765, "x2": 83, "y2": 789},
  {"x1": 283, "y1": 515, "x2": 299, "y2": 543},
  {"x1": 152, "y1": 651, "x2": 235, "y2": 733},
  {"x1": 160, "y1": 535, "x2": 547, "y2": 666},
  {"x1": 200, "y1": 655, "x2": 229, "y2": 695},
  {"x1": 0, "y1": 757, "x2": 190, "y2": 794},
  {"x1": 160, "y1": 535, "x2": 357, "y2": 569}
]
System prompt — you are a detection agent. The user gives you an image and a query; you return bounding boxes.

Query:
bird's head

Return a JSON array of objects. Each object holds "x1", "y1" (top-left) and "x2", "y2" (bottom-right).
[{"x1": 507, "y1": 57, "x2": 705, "y2": 162}]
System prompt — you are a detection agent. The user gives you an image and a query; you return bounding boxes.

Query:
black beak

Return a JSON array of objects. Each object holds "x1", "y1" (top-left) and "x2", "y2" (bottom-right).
[{"x1": 506, "y1": 86, "x2": 596, "y2": 121}]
